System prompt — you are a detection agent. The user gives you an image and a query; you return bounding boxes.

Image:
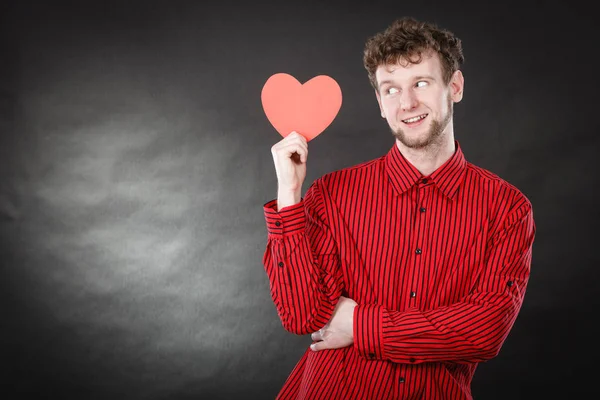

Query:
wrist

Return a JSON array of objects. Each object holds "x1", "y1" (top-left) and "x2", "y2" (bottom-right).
[{"x1": 277, "y1": 188, "x2": 301, "y2": 211}]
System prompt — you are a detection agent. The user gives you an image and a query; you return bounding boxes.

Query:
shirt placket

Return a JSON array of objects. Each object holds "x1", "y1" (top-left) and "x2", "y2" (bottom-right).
[
  {"x1": 395, "y1": 178, "x2": 430, "y2": 397},
  {"x1": 409, "y1": 177, "x2": 430, "y2": 308}
]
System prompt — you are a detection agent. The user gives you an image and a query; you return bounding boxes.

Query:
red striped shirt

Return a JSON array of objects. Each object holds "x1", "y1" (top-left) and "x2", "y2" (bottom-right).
[{"x1": 262, "y1": 140, "x2": 536, "y2": 400}]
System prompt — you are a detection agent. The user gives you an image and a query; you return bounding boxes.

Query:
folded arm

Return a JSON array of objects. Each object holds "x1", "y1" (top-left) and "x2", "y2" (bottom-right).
[{"x1": 352, "y1": 199, "x2": 536, "y2": 364}]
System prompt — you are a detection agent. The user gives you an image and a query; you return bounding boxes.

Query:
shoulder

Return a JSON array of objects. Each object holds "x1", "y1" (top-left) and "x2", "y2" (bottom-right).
[
  {"x1": 303, "y1": 154, "x2": 385, "y2": 203},
  {"x1": 465, "y1": 162, "x2": 533, "y2": 220},
  {"x1": 317, "y1": 155, "x2": 386, "y2": 188}
]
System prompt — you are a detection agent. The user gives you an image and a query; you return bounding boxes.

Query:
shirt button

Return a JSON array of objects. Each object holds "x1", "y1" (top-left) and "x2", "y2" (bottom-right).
[
  {"x1": 399, "y1": 377, "x2": 405, "y2": 383},
  {"x1": 415, "y1": 248, "x2": 422, "y2": 254},
  {"x1": 421, "y1": 178, "x2": 428, "y2": 184},
  {"x1": 368, "y1": 353, "x2": 375, "y2": 358},
  {"x1": 507, "y1": 281, "x2": 514, "y2": 287},
  {"x1": 410, "y1": 291, "x2": 416, "y2": 298},
  {"x1": 420, "y1": 207, "x2": 426, "y2": 212},
  {"x1": 409, "y1": 358, "x2": 416, "y2": 363},
  {"x1": 318, "y1": 277, "x2": 324, "y2": 284},
  {"x1": 320, "y1": 287, "x2": 327, "y2": 293},
  {"x1": 275, "y1": 221, "x2": 281, "y2": 227},
  {"x1": 278, "y1": 262, "x2": 284, "y2": 267}
]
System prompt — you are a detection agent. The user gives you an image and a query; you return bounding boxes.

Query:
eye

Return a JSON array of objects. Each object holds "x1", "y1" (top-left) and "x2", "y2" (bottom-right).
[
  {"x1": 386, "y1": 87, "x2": 399, "y2": 94},
  {"x1": 416, "y1": 81, "x2": 428, "y2": 88}
]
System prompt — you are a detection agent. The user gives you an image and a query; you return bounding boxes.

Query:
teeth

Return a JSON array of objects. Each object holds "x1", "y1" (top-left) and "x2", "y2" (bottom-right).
[{"x1": 403, "y1": 114, "x2": 427, "y2": 123}]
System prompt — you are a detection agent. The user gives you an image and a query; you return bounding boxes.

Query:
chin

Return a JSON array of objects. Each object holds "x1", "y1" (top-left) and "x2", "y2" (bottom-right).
[{"x1": 394, "y1": 130, "x2": 433, "y2": 148}]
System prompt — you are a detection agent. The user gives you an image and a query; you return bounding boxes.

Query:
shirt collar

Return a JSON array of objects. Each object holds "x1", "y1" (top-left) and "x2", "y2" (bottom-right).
[{"x1": 384, "y1": 140, "x2": 467, "y2": 200}]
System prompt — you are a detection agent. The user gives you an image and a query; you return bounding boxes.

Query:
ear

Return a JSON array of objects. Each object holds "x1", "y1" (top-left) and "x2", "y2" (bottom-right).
[
  {"x1": 450, "y1": 70, "x2": 464, "y2": 103},
  {"x1": 375, "y1": 90, "x2": 385, "y2": 118}
]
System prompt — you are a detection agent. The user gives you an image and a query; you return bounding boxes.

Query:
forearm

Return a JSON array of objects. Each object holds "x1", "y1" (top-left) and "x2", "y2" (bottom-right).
[
  {"x1": 277, "y1": 188, "x2": 301, "y2": 211},
  {"x1": 263, "y1": 179, "x2": 344, "y2": 335},
  {"x1": 263, "y1": 231, "x2": 343, "y2": 335},
  {"x1": 353, "y1": 294, "x2": 524, "y2": 364}
]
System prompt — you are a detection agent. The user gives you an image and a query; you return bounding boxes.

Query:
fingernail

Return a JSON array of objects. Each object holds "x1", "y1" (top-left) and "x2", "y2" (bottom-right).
[{"x1": 310, "y1": 344, "x2": 316, "y2": 351}]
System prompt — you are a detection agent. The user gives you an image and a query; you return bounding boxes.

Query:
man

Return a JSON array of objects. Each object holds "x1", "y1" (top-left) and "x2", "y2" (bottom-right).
[{"x1": 262, "y1": 16, "x2": 535, "y2": 400}]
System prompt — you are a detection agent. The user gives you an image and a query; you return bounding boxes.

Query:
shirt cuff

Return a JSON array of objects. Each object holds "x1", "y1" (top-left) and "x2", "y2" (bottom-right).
[
  {"x1": 263, "y1": 199, "x2": 306, "y2": 236},
  {"x1": 353, "y1": 304, "x2": 385, "y2": 360}
]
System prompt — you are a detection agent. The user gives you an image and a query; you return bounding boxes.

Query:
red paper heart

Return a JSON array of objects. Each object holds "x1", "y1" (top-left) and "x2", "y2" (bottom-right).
[{"x1": 261, "y1": 73, "x2": 342, "y2": 141}]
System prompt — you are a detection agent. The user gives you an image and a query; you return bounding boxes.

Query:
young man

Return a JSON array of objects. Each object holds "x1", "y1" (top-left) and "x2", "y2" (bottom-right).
[{"x1": 262, "y1": 17, "x2": 535, "y2": 400}]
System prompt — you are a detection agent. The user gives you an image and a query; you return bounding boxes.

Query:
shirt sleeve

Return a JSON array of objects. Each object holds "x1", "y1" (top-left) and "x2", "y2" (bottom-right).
[
  {"x1": 353, "y1": 197, "x2": 536, "y2": 364},
  {"x1": 262, "y1": 178, "x2": 345, "y2": 335}
]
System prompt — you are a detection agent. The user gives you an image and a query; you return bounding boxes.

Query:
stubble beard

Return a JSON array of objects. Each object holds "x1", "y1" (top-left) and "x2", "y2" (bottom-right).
[{"x1": 390, "y1": 95, "x2": 453, "y2": 150}]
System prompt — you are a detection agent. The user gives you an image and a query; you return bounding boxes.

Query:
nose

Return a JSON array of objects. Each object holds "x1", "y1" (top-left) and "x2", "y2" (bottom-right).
[{"x1": 399, "y1": 89, "x2": 418, "y2": 111}]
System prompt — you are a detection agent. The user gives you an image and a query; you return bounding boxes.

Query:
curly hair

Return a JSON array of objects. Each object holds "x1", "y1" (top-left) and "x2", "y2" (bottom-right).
[{"x1": 363, "y1": 17, "x2": 465, "y2": 91}]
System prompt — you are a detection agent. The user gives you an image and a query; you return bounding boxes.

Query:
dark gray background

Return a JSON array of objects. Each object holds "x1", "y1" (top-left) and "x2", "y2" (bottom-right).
[{"x1": 1, "y1": 1, "x2": 597, "y2": 399}]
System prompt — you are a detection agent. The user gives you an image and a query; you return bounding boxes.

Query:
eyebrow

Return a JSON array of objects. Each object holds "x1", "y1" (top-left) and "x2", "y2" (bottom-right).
[
  {"x1": 414, "y1": 75, "x2": 436, "y2": 81},
  {"x1": 378, "y1": 75, "x2": 437, "y2": 88}
]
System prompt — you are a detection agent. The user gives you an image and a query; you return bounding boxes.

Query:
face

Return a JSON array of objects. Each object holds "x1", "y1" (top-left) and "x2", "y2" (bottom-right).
[{"x1": 375, "y1": 50, "x2": 464, "y2": 150}]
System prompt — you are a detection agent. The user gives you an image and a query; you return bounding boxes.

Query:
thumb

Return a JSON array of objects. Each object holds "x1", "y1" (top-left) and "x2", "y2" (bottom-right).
[{"x1": 310, "y1": 341, "x2": 327, "y2": 352}]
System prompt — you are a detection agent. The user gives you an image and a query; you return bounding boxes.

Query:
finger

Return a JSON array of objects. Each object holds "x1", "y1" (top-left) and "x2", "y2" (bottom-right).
[
  {"x1": 310, "y1": 341, "x2": 328, "y2": 352},
  {"x1": 288, "y1": 131, "x2": 308, "y2": 143},
  {"x1": 280, "y1": 143, "x2": 308, "y2": 163},
  {"x1": 275, "y1": 134, "x2": 308, "y2": 156},
  {"x1": 282, "y1": 135, "x2": 309, "y2": 154},
  {"x1": 273, "y1": 134, "x2": 308, "y2": 153},
  {"x1": 311, "y1": 331, "x2": 323, "y2": 342},
  {"x1": 284, "y1": 135, "x2": 309, "y2": 160}
]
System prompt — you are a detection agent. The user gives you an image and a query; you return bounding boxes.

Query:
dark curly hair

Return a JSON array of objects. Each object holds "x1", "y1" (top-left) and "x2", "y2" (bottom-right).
[{"x1": 363, "y1": 17, "x2": 465, "y2": 91}]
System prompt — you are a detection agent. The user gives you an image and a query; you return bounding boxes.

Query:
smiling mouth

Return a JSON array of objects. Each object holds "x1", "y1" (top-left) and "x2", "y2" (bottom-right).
[{"x1": 401, "y1": 114, "x2": 428, "y2": 124}]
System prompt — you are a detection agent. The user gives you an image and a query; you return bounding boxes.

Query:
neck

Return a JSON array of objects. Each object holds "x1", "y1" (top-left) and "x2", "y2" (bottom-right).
[{"x1": 395, "y1": 131, "x2": 456, "y2": 176}]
